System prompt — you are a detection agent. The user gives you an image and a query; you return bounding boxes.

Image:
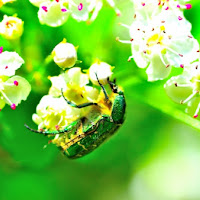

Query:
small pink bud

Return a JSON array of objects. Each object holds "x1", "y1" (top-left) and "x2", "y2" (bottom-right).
[
  {"x1": 177, "y1": 4, "x2": 181, "y2": 8},
  {"x1": 42, "y1": 6, "x2": 48, "y2": 12},
  {"x1": 185, "y1": 4, "x2": 192, "y2": 9},
  {"x1": 180, "y1": 64, "x2": 184, "y2": 68},
  {"x1": 61, "y1": 8, "x2": 67, "y2": 12},
  {"x1": 193, "y1": 114, "x2": 198, "y2": 118},
  {"x1": 141, "y1": 3, "x2": 145, "y2": 6},
  {"x1": 55, "y1": 0, "x2": 59, "y2": 2},
  {"x1": 14, "y1": 80, "x2": 19, "y2": 86},
  {"x1": 0, "y1": 47, "x2": 3, "y2": 54},
  {"x1": 116, "y1": 12, "x2": 121, "y2": 17},
  {"x1": 78, "y1": 3, "x2": 83, "y2": 11},
  {"x1": 178, "y1": 16, "x2": 183, "y2": 20},
  {"x1": 165, "y1": 7, "x2": 169, "y2": 10},
  {"x1": 11, "y1": 104, "x2": 16, "y2": 110},
  {"x1": 55, "y1": 125, "x2": 60, "y2": 130}
]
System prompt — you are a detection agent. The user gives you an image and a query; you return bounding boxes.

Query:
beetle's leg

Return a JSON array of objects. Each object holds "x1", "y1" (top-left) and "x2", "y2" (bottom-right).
[
  {"x1": 95, "y1": 73, "x2": 109, "y2": 100},
  {"x1": 107, "y1": 77, "x2": 118, "y2": 93},
  {"x1": 61, "y1": 89, "x2": 98, "y2": 108}
]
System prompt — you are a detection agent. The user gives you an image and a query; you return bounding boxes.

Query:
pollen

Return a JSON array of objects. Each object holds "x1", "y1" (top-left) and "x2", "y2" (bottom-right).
[
  {"x1": 14, "y1": 80, "x2": 18, "y2": 86},
  {"x1": 42, "y1": 6, "x2": 48, "y2": 12},
  {"x1": 78, "y1": 3, "x2": 83, "y2": 11},
  {"x1": 11, "y1": 103, "x2": 16, "y2": 110},
  {"x1": 160, "y1": 25, "x2": 165, "y2": 31}
]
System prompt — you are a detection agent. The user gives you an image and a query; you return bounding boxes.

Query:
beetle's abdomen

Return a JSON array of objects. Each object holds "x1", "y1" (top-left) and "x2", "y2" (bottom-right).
[{"x1": 64, "y1": 116, "x2": 119, "y2": 159}]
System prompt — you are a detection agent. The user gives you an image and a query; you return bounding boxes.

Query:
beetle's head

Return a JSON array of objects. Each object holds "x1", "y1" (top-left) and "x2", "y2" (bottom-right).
[{"x1": 107, "y1": 77, "x2": 119, "y2": 94}]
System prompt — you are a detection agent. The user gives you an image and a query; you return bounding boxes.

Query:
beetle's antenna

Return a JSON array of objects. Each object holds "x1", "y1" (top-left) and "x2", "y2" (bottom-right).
[
  {"x1": 61, "y1": 89, "x2": 98, "y2": 108},
  {"x1": 95, "y1": 73, "x2": 109, "y2": 100},
  {"x1": 24, "y1": 124, "x2": 47, "y2": 135},
  {"x1": 24, "y1": 124, "x2": 66, "y2": 135}
]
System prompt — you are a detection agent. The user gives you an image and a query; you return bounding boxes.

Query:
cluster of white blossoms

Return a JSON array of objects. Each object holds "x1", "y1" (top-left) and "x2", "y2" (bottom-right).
[
  {"x1": 29, "y1": 0, "x2": 120, "y2": 27},
  {"x1": 119, "y1": 0, "x2": 200, "y2": 118},
  {"x1": 33, "y1": 40, "x2": 113, "y2": 131},
  {"x1": 0, "y1": 47, "x2": 31, "y2": 111}
]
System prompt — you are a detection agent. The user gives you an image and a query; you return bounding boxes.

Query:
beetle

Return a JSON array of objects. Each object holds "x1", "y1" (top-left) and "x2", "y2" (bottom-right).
[{"x1": 25, "y1": 76, "x2": 126, "y2": 159}]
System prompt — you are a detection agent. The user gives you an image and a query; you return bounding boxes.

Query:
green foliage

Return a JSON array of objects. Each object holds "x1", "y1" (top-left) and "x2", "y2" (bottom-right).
[{"x1": 1, "y1": 0, "x2": 200, "y2": 200}]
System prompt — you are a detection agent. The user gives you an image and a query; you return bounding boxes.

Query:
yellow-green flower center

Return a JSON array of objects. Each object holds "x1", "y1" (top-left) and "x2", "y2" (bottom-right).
[{"x1": 146, "y1": 26, "x2": 165, "y2": 48}]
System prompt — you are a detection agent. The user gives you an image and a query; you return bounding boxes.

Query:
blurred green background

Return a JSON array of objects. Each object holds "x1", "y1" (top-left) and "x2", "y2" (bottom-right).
[{"x1": 1, "y1": 0, "x2": 200, "y2": 199}]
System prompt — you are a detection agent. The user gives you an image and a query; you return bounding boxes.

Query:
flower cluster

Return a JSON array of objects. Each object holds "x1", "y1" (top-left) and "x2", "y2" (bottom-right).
[
  {"x1": 118, "y1": 0, "x2": 198, "y2": 81},
  {"x1": 33, "y1": 40, "x2": 113, "y2": 131},
  {"x1": 119, "y1": 1, "x2": 200, "y2": 119},
  {"x1": 0, "y1": 47, "x2": 31, "y2": 111},
  {"x1": 29, "y1": 0, "x2": 120, "y2": 27}
]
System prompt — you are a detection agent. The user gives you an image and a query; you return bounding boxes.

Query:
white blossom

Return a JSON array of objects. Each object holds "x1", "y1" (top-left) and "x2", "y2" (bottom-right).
[
  {"x1": 89, "y1": 60, "x2": 113, "y2": 85},
  {"x1": 0, "y1": 51, "x2": 24, "y2": 76},
  {"x1": 164, "y1": 62, "x2": 200, "y2": 118},
  {"x1": 52, "y1": 40, "x2": 77, "y2": 69},
  {"x1": 118, "y1": 10, "x2": 199, "y2": 81},
  {"x1": 38, "y1": 0, "x2": 69, "y2": 27}
]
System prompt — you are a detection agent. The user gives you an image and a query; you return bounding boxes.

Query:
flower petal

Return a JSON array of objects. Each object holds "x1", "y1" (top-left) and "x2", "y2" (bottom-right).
[
  {"x1": 64, "y1": 67, "x2": 89, "y2": 87},
  {"x1": 38, "y1": 1, "x2": 69, "y2": 27},
  {"x1": 84, "y1": 86, "x2": 99, "y2": 102},
  {"x1": 186, "y1": 96, "x2": 200, "y2": 117},
  {"x1": 0, "y1": 51, "x2": 24, "y2": 76},
  {"x1": 164, "y1": 75, "x2": 193, "y2": 104},
  {"x1": 146, "y1": 53, "x2": 171, "y2": 81},
  {"x1": 0, "y1": 97, "x2": 5, "y2": 110},
  {"x1": 70, "y1": 0, "x2": 90, "y2": 21},
  {"x1": 49, "y1": 75, "x2": 67, "y2": 97},
  {"x1": 3, "y1": 75, "x2": 31, "y2": 106}
]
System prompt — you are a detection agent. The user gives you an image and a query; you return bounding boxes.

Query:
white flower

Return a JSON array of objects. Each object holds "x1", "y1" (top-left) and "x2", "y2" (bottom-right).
[
  {"x1": 118, "y1": 10, "x2": 199, "y2": 81},
  {"x1": 38, "y1": 0, "x2": 69, "y2": 27},
  {"x1": 32, "y1": 95, "x2": 80, "y2": 130},
  {"x1": 164, "y1": 62, "x2": 200, "y2": 118},
  {"x1": 52, "y1": 40, "x2": 77, "y2": 69},
  {"x1": 0, "y1": 15, "x2": 24, "y2": 40},
  {"x1": 69, "y1": 0, "x2": 91, "y2": 21},
  {"x1": 49, "y1": 67, "x2": 99, "y2": 105},
  {"x1": 0, "y1": 75, "x2": 31, "y2": 110},
  {"x1": 0, "y1": 51, "x2": 24, "y2": 76},
  {"x1": 89, "y1": 60, "x2": 113, "y2": 85},
  {"x1": 0, "y1": 48, "x2": 31, "y2": 111}
]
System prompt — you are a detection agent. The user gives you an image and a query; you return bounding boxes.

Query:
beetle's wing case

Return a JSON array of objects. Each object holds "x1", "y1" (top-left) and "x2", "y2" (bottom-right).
[{"x1": 65, "y1": 114, "x2": 120, "y2": 159}]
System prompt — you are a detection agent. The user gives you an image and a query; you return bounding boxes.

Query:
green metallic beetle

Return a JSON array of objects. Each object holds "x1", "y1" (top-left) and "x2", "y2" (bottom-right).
[{"x1": 25, "y1": 76, "x2": 126, "y2": 159}]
